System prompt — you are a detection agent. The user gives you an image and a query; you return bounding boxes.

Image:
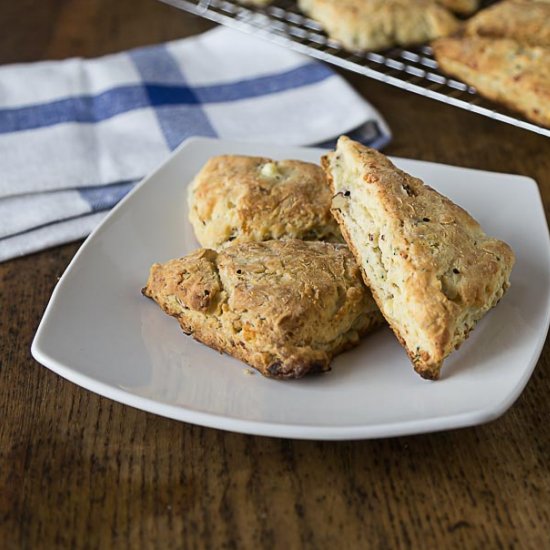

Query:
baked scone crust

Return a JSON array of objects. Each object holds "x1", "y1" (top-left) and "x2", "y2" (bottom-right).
[
  {"x1": 465, "y1": 1, "x2": 550, "y2": 48},
  {"x1": 188, "y1": 155, "x2": 342, "y2": 250},
  {"x1": 322, "y1": 137, "x2": 515, "y2": 380},
  {"x1": 297, "y1": 0, "x2": 459, "y2": 52},
  {"x1": 143, "y1": 240, "x2": 384, "y2": 379},
  {"x1": 433, "y1": 36, "x2": 550, "y2": 128}
]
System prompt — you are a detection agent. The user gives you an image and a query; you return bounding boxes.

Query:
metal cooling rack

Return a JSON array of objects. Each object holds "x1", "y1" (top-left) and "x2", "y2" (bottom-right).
[{"x1": 161, "y1": 0, "x2": 550, "y2": 138}]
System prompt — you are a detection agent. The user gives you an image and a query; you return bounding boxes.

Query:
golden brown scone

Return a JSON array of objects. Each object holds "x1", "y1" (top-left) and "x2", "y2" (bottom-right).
[
  {"x1": 465, "y1": 1, "x2": 550, "y2": 48},
  {"x1": 188, "y1": 155, "x2": 342, "y2": 250},
  {"x1": 433, "y1": 36, "x2": 550, "y2": 128},
  {"x1": 322, "y1": 137, "x2": 515, "y2": 380},
  {"x1": 142, "y1": 240, "x2": 385, "y2": 379},
  {"x1": 297, "y1": 0, "x2": 459, "y2": 51}
]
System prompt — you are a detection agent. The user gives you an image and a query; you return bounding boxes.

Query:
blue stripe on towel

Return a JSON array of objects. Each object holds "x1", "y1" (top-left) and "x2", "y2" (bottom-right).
[
  {"x1": 314, "y1": 120, "x2": 391, "y2": 150},
  {"x1": 129, "y1": 44, "x2": 217, "y2": 149},
  {"x1": 0, "y1": 86, "x2": 151, "y2": 133},
  {"x1": 193, "y1": 63, "x2": 333, "y2": 103},
  {"x1": 0, "y1": 60, "x2": 333, "y2": 138},
  {"x1": 78, "y1": 181, "x2": 135, "y2": 211}
]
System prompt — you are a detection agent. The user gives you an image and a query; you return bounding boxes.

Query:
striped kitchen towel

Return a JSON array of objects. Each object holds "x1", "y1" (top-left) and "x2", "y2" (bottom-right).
[{"x1": 0, "y1": 27, "x2": 391, "y2": 262}]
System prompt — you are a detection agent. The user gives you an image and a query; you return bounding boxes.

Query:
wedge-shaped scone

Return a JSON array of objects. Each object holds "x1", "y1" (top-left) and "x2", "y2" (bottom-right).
[
  {"x1": 188, "y1": 155, "x2": 341, "y2": 250},
  {"x1": 297, "y1": 0, "x2": 459, "y2": 52},
  {"x1": 436, "y1": 0, "x2": 479, "y2": 14},
  {"x1": 322, "y1": 137, "x2": 515, "y2": 380},
  {"x1": 142, "y1": 240, "x2": 384, "y2": 379},
  {"x1": 465, "y1": 1, "x2": 550, "y2": 48},
  {"x1": 433, "y1": 36, "x2": 550, "y2": 128}
]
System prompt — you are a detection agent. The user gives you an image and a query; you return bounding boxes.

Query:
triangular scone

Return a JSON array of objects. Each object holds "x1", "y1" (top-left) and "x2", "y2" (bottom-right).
[
  {"x1": 433, "y1": 37, "x2": 550, "y2": 128},
  {"x1": 465, "y1": 1, "x2": 550, "y2": 49},
  {"x1": 143, "y1": 240, "x2": 384, "y2": 379},
  {"x1": 297, "y1": 0, "x2": 458, "y2": 52},
  {"x1": 322, "y1": 137, "x2": 515, "y2": 380},
  {"x1": 188, "y1": 155, "x2": 341, "y2": 250}
]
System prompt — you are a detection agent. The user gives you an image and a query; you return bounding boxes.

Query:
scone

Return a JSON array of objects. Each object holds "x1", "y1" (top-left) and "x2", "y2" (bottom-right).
[
  {"x1": 322, "y1": 137, "x2": 515, "y2": 380},
  {"x1": 465, "y1": 1, "x2": 550, "y2": 49},
  {"x1": 433, "y1": 36, "x2": 550, "y2": 128},
  {"x1": 297, "y1": 0, "x2": 459, "y2": 51},
  {"x1": 142, "y1": 240, "x2": 384, "y2": 379},
  {"x1": 188, "y1": 155, "x2": 341, "y2": 250},
  {"x1": 436, "y1": 0, "x2": 479, "y2": 14}
]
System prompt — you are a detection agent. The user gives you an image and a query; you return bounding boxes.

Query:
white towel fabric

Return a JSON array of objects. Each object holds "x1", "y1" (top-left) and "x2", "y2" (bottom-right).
[{"x1": 0, "y1": 27, "x2": 390, "y2": 262}]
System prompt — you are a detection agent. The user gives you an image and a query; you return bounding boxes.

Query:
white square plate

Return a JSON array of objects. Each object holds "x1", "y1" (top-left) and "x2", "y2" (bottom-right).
[{"x1": 32, "y1": 137, "x2": 550, "y2": 440}]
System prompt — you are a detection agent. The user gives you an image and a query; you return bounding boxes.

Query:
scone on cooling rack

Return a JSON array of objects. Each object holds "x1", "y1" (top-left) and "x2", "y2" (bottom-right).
[
  {"x1": 433, "y1": 36, "x2": 550, "y2": 128},
  {"x1": 322, "y1": 137, "x2": 515, "y2": 380},
  {"x1": 142, "y1": 240, "x2": 385, "y2": 379},
  {"x1": 188, "y1": 155, "x2": 342, "y2": 249},
  {"x1": 297, "y1": 0, "x2": 459, "y2": 52},
  {"x1": 242, "y1": 0, "x2": 478, "y2": 14},
  {"x1": 465, "y1": 1, "x2": 550, "y2": 49}
]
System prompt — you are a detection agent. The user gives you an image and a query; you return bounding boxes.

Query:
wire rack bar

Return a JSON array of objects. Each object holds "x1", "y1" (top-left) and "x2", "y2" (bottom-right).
[{"x1": 161, "y1": 0, "x2": 550, "y2": 138}]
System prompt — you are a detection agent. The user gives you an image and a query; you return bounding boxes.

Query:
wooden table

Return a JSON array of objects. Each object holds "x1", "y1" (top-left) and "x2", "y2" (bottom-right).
[{"x1": 1, "y1": 1, "x2": 549, "y2": 547}]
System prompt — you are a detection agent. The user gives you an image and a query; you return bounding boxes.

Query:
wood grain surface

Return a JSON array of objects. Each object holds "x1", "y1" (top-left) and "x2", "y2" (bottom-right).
[{"x1": 1, "y1": 1, "x2": 549, "y2": 548}]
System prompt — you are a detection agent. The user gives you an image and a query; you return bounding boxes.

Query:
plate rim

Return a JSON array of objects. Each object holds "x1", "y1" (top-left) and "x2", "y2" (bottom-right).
[
  {"x1": 31, "y1": 136, "x2": 550, "y2": 440},
  {"x1": 31, "y1": 330, "x2": 549, "y2": 440}
]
